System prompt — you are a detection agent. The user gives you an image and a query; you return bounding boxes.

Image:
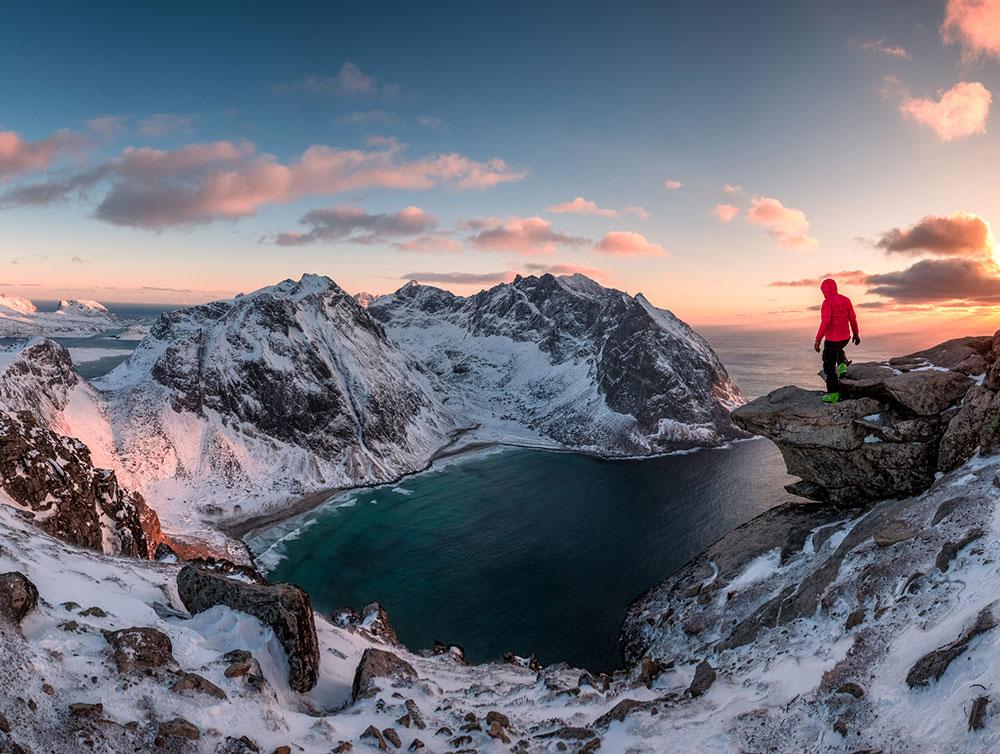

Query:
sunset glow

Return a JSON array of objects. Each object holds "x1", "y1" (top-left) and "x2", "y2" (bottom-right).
[{"x1": 3, "y1": 1, "x2": 1000, "y2": 339}]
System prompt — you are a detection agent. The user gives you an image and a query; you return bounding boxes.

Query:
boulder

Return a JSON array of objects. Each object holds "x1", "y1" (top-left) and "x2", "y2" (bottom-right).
[
  {"x1": 176, "y1": 565, "x2": 319, "y2": 693},
  {"x1": 687, "y1": 659, "x2": 716, "y2": 697},
  {"x1": 939, "y1": 386, "x2": 1000, "y2": 471},
  {"x1": 0, "y1": 572, "x2": 38, "y2": 625},
  {"x1": 105, "y1": 627, "x2": 177, "y2": 676},
  {"x1": 351, "y1": 648, "x2": 417, "y2": 701}
]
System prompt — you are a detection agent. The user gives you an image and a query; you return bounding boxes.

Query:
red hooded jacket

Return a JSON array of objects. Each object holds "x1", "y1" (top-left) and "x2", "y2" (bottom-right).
[{"x1": 815, "y1": 278, "x2": 859, "y2": 343}]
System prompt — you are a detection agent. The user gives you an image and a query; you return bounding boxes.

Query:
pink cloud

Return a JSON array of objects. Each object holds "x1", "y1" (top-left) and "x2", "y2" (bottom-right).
[
  {"x1": 6, "y1": 138, "x2": 526, "y2": 229},
  {"x1": 899, "y1": 81, "x2": 992, "y2": 142},
  {"x1": 281, "y1": 62, "x2": 379, "y2": 97},
  {"x1": 723, "y1": 184, "x2": 742, "y2": 194},
  {"x1": 595, "y1": 231, "x2": 667, "y2": 256},
  {"x1": 394, "y1": 235, "x2": 462, "y2": 253},
  {"x1": 546, "y1": 197, "x2": 648, "y2": 219},
  {"x1": 548, "y1": 196, "x2": 617, "y2": 217},
  {"x1": 942, "y1": 0, "x2": 1000, "y2": 62},
  {"x1": 137, "y1": 113, "x2": 198, "y2": 137},
  {"x1": 746, "y1": 196, "x2": 818, "y2": 250},
  {"x1": 0, "y1": 130, "x2": 88, "y2": 181},
  {"x1": 663, "y1": 179, "x2": 683, "y2": 190},
  {"x1": 467, "y1": 216, "x2": 587, "y2": 255},
  {"x1": 712, "y1": 204, "x2": 740, "y2": 223}
]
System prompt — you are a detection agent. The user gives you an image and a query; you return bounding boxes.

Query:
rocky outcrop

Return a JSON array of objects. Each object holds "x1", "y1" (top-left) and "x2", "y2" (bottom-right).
[
  {"x1": 352, "y1": 648, "x2": 417, "y2": 701},
  {"x1": 176, "y1": 565, "x2": 319, "y2": 693},
  {"x1": 0, "y1": 572, "x2": 38, "y2": 625},
  {"x1": 732, "y1": 333, "x2": 1000, "y2": 503},
  {"x1": 0, "y1": 409, "x2": 160, "y2": 558}
]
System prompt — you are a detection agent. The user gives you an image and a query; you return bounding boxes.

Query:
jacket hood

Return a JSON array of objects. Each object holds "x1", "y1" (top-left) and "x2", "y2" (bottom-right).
[{"x1": 820, "y1": 278, "x2": 838, "y2": 297}]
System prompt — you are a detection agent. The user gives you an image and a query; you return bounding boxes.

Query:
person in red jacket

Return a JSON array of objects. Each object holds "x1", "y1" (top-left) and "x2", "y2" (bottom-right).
[{"x1": 813, "y1": 278, "x2": 860, "y2": 403}]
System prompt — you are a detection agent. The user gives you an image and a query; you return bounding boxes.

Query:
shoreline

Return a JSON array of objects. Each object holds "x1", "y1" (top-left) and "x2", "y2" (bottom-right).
[{"x1": 228, "y1": 429, "x2": 761, "y2": 542}]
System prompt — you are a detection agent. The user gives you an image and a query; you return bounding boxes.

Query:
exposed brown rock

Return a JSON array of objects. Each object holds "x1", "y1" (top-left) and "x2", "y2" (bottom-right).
[
  {"x1": 176, "y1": 565, "x2": 319, "y2": 693},
  {"x1": 0, "y1": 572, "x2": 38, "y2": 626},
  {"x1": 907, "y1": 605, "x2": 998, "y2": 688},
  {"x1": 351, "y1": 648, "x2": 417, "y2": 702},
  {"x1": 104, "y1": 626, "x2": 177, "y2": 676}
]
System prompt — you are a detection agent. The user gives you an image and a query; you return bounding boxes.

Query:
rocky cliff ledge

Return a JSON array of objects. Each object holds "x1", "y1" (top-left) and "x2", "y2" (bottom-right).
[{"x1": 731, "y1": 334, "x2": 1000, "y2": 503}]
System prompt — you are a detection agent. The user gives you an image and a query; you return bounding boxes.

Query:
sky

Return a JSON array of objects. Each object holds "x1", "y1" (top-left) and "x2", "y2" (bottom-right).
[{"x1": 4, "y1": 0, "x2": 1000, "y2": 333}]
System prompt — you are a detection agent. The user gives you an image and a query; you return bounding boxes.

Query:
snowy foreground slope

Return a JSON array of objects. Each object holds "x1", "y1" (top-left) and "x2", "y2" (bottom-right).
[
  {"x1": 0, "y1": 294, "x2": 121, "y2": 337},
  {"x1": 370, "y1": 274, "x2": 744, "y2": 454}
]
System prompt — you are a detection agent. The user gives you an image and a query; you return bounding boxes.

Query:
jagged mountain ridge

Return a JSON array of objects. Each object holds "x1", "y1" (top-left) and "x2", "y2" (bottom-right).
[
  {"x1": 369, "y1": 273, "x2": 745, "y2": 454},
  {"x1": 0, "y1": 296, "x2": 120, "y2": 337},
  {"x1": 91, "y1": 274, "x2": 455, "y2": 528}
]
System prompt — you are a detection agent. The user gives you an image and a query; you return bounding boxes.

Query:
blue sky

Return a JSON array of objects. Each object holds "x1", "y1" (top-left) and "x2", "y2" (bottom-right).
[{"x1": 3, "y1": 0, "x2": 1000, "y2": 331}]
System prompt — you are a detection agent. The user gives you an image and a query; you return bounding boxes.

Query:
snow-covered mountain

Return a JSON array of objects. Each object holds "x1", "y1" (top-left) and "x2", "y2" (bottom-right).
[
  {"x1": 369, "y1": 273, "x2": 745, "y2": 454},
  {"x1": 0, "y1": 295, "x2": 120, "y2": 337},
  {"x1": 91, "y1": 274, "x2": 455, "y2": 530}
]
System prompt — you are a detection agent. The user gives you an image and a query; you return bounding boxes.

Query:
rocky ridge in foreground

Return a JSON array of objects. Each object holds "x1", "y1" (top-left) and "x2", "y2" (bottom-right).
[{"x1": 732, "y1": 334, "x2": 1000, "y2": 503}]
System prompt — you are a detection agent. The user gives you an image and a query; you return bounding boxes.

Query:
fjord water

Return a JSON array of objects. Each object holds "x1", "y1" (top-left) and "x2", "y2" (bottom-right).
[
  {"x1": 251, "y1": 326, "x2": 946, "y2": 671},
  {"x1": 253, "y1": 442, "x2": 795, "y2": 671}
]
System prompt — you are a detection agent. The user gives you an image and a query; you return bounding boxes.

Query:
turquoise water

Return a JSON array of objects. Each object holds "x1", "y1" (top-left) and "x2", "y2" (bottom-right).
[{"x1": 251, "y1": 441, "x2": 794, "y2": 672}]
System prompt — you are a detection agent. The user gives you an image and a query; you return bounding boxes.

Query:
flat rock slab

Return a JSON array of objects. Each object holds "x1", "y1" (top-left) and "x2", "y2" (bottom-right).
[
  {"x1": 873, "y1": 520, "x2": 919, "y2": 548},
  {"x1": 906, "y1": 604, "x2": 998, "y2": 688}
]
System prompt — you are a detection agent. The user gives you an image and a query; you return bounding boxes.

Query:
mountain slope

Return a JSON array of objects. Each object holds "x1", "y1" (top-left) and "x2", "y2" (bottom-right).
[
  {"x1": 92, "y1": 274, "x2": 456, "y2": 529},
  {"x1": 369, "y1": 273, "x2": 744, "y2": 454},
  {"x1": 0, "y1": 296, "x2": 120, "y2": 337}
]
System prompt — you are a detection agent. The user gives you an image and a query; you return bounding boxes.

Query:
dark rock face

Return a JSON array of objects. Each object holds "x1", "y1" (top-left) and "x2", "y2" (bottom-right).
[
  {"x1": 0, "y1": 572, "x2": 38, "y2": 625},
  {"x1": 176, "y1": 565, "x2": 319, "y2": 693},
  {"x1": 351, "y1": 648, "x2": 417, "y2": 701},
  {"x1": 732, "y1": 333, "x2": 1000, "y2": 503},
  {"x1": 371, "y1": 274, "x2": 746, "y2": 454},
  {"x1": 333, "y1": 602, "x2": 398, "y2": 645},
  {"x1": 0, "y1": 409, "x2": 159, "y2": 558}
]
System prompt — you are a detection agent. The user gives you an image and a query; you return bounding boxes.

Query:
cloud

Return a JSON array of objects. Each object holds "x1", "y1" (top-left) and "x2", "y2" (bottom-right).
[
  {"x1": 0, "y1": 168, "x2": 106, "y2": 208},
  {"x1": 874, "y1": 211, "x2": 995, "y2": 258},
  {"x1": 275, "y1": 205, "x2": 437, "y2": 246},
  {"x1": 467, "y1": 216, "x2": 587, "y2": 255},
  {"x1": 416, "y1": 115, "x2": 443, "y2": 129},
  {"x1": 769, "y1": 270, "x2": 871, "y2": 287},
  {"x1": 595, "y1": 231, "x2": 667, "y2": 256},
  {"x1": 279, "y1": 63, "x2": 379, "y2": 97},
  {"x1": 853, "y1": 37, "x2": 910, "y2": 59},
  {"x1": 0, "y1": 129, "x2": 89, "y2": 181},
  {"x1": 2, "y1": 139, "x2": 526, "y2": 229},
  {"x1": 664, "y1": 180, "x2": 683, "y2": 190},
  {"x1": 548, "y1": 196, "x2": 617, "y2": 218},
  {"x1": 337, "y1": 110, "x2": 398, "y2": 126},
  {"x1": 86, "y1": 115, "x2": 129, "y2": 137},
  {"x1": 546, "y1": 196, "x2": 649, "y2": 219},
  {"x1": 393, "y1": 235, "x2": 462, "y2": 253},
  {"x1": 723, "y1": 184, "x2": 742, "y2": 194},
  {"x1": 69, "y1": 256, "x2": 89, "y2": 264},
  {"x1": 712, "y1": 204, "x2": 740, "y2": 223},
  {"x1": 400, "y1": 270, "x2": 515, "y2": 286},
  {"x1": 866, "y1": 257, "x2": 1000, "y2": 304},
  {"x1": 746, "y1": 196, "x2": 818, "y2": 249},
  {"x1": 137, "y1": 113, "x2": 198, "y2": 137},
  {"x1": 942, "y1": 0, "x2": 1000, "y2": 63},
  {"x1": 899, "y1": 82, "x2": 992, "y2": 142},
  {"x1": 522, "y1": 262, "x2": 610, "y2": 281}
]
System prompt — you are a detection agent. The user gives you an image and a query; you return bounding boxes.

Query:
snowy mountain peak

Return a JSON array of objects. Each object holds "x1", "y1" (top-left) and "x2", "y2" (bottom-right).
[
  {"x1": 56, "y1": 299, "x2": 109, "y2": 315},
  {"x1": 0, "y1": 293, "x2": 37, "y2": 314}
]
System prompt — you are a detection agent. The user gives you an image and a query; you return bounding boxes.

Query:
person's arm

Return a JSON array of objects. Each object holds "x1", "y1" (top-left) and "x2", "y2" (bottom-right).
[
  {"x1": 849, "y1": 299, "x2": 860, "y2": 344},
  {"x1": 814, "y1": 300, "x2": 831, "y2": 350}
]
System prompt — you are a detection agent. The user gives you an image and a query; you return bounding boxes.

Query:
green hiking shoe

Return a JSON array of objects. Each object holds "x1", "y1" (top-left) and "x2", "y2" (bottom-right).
[
  {"x1": 821, "y1": 392, "x2": 840, "y2": 404},
  {"x1": 838, "y1": 362, "x2": 848, "y2": 377}
]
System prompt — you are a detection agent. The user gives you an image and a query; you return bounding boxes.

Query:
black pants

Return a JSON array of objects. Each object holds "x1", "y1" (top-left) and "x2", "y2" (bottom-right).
[{"x1": 822, "y1": 339, "x2": 849, "y2": 393}]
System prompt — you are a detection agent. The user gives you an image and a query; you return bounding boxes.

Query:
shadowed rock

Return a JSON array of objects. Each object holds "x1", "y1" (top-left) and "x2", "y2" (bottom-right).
[
  {"x1": 0, "y1": 572, "x2": 38, "y2": 626},
  {"x1": 176, "y1": 565, "x2": 319, "y2": 693},
  {"x1": 351, "y1": 648, "x2": 417, "y2": 701}
]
